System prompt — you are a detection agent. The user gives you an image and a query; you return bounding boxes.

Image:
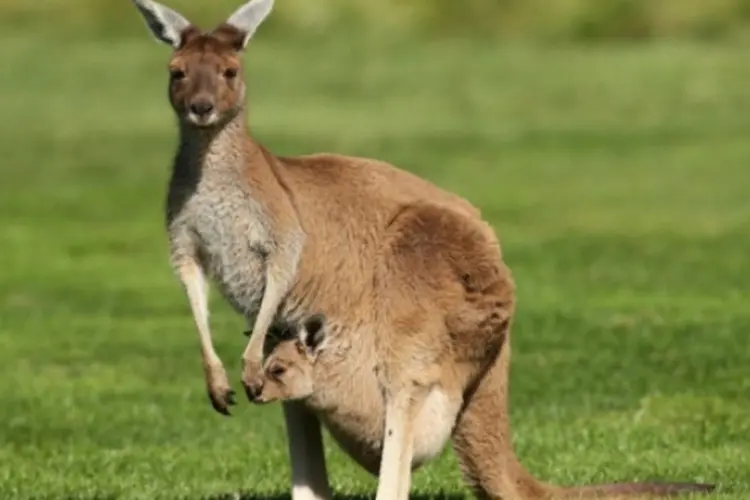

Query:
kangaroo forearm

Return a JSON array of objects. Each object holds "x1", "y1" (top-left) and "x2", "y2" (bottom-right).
[
  {"x1": 174, "y1": 254, "x2": 236, "y2": 414},
  {"x1": 243, "y1": 260, "x2": 296, "y2": 364},
  {"x1": 177, "y1": 259, "x2": 217, "y2": 361}
]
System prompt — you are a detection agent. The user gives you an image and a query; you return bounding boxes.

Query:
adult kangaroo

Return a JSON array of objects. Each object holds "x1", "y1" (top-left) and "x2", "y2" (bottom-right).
[{"x1": 129, "y1": 0, "x2": 715, "y2": 499}]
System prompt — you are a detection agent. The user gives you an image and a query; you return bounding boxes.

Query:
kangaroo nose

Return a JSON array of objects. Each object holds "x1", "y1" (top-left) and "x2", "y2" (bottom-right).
[{"x1": 189, "y1": 99, "x2": 214, "y2": 117}]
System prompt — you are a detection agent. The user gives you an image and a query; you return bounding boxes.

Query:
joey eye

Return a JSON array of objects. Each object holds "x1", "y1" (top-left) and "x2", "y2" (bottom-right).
[
  {"x1": 269, "y1": 365, "x2": 286, "y2": 379},
  {"x1": 169, "y1": 68, "x2": 186, "y2": 81},
  {"x1": 224, "y1": 68, "x2": 238, "y2": 79}
]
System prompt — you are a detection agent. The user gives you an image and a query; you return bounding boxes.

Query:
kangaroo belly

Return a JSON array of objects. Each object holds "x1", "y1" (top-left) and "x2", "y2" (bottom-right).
[
  {"x1": 316, "y1": 387, "x2": 460, "y2": 475},
  {"x1": 307, "y1": 342, "x2": 461, "y2": 475},
  {"x1": 412, "y1": 387, "x2": 462, "y2": 467}
]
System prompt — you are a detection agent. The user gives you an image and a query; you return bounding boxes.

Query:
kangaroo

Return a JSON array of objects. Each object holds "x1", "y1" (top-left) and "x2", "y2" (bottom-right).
[{"x1": 129, "y1": 1, "x2": 716, "y2": 499}]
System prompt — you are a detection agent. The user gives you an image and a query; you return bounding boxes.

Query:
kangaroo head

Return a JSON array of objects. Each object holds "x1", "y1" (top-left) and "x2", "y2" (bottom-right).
[
  {"x1": 255, "y1": 314, "x2": 327, "y2": 404},
  {"x1": 130, "y1": 0, "x2": 273, "y2": 128}
]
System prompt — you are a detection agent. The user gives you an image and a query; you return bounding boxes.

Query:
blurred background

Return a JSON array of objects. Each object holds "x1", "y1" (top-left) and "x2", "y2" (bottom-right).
[
  {"x1": 0, "y1": 1, "x2": 748, "y2": 499},
  {"x1": 9, "y1": 0, "x2": 750, "y2": 39}
]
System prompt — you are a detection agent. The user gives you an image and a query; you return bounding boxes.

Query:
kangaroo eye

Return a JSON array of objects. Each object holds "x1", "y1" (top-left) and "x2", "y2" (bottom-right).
[
  {"x1": 269, "y1": 365, "x2": 286, "y2": 379},
  {"x1": 169, "y1": 68, "x2": 186, "y2": 80},
  {"x1": 224, "y1": 68, "x2": 238, "y2": 79}
]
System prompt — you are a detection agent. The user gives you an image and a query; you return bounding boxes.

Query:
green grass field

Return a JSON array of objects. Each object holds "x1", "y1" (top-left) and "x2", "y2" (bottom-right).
[{"x1": 0, "y1": 29, "x2": 749, "y2": 499}]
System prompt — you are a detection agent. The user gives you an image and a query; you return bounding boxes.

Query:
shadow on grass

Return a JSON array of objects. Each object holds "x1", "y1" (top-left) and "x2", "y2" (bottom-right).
[
  {"x1": 204, "y1": 485, "x2": 725, "y2": 500},
  {"x1": 31, "y1": 493, "x2": 467, "y2": 500},
  {"x1": 204, "y1": 495, "x2": 466, "y2": 500},
  {"x1": 27, "y1": 487, "x2": 731, "y2": 499}
]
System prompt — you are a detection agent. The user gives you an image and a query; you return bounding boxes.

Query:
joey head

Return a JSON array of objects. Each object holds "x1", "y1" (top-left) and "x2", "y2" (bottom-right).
[{"x1": 251, "y1": 314, "x2": 326, "y2": 404}]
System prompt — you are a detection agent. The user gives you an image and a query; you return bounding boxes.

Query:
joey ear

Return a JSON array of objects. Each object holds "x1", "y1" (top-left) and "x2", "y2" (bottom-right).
[
  {"x1": 302, "y1": 313, "x2": 326, "y2": 352},
  {"x1": 223, "y1": 0, "x2": 274, "y2": 50},
  {"x1": 131, "y1": 0, "x2": 193, "y2": 49}
]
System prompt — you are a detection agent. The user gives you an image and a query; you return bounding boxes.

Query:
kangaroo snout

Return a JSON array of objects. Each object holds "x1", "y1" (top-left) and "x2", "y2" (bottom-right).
[{"x1": 189, "y1": 98, "x2": 215, "y2": 118}]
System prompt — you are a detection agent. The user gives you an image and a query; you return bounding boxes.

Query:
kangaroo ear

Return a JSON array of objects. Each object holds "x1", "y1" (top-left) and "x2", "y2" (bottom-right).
[
  {"x1": 223, "y1": 0, "x2": 274, "y2": 50},
  {"x1": 131, "y1": 0, "x2": 193, "y2": 49}
]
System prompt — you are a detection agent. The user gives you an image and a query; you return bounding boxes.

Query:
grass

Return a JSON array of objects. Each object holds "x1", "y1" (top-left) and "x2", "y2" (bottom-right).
[{"x1": 0, "y1": 28, "x2": 749, "y2": 499}]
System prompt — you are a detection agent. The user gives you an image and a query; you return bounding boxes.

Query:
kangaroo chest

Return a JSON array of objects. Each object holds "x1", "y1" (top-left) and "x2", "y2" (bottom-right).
[{"x1": 168, "y1": 175, "x2": 272, "y2": 320}]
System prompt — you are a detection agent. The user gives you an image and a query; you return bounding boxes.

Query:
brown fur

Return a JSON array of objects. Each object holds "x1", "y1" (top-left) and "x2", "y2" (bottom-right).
[{"x1": 130, "y1": 1, "x2": 716, "y2": 499}]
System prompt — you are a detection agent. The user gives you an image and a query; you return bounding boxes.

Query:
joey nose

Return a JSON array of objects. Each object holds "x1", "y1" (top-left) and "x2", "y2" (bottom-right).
[
  {"x1": 242, "y1": 377, "x2": 264, "y2": 403},
  {"x1": 189, "y1": 99, "x2": 214, "y2": 117}
]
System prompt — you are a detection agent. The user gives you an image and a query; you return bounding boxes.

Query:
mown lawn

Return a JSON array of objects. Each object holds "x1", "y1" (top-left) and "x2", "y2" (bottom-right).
[{"x1": 0, "y1": 31, "x2": 748, "y2": 499}]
